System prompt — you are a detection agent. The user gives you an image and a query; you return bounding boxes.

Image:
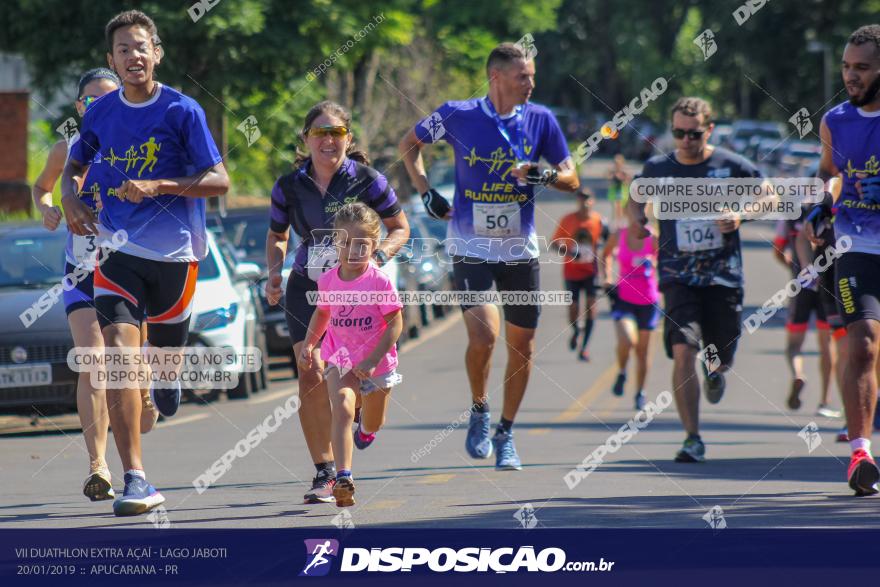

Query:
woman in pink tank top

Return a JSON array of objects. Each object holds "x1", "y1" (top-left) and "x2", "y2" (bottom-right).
[{"x1": 601, "y1": 211, "x2": 660, "y2": 410}]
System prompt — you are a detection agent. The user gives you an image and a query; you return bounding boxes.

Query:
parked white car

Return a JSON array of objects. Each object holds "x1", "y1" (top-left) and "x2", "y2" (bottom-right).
[{"x1": 188, "y1": 231, "x2": 268, "y2": 401}]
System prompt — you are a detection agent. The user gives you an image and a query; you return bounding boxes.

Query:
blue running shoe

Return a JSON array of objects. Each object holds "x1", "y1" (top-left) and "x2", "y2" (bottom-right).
[
  {"x1": 493, "y1": 430, "x2": 522, "y2": 470},
  {"x1": 113, "y1": 473, "x2": 165, "y2": 517},
  {"x1": 634, "y1": 391, "x2": 646, "y2": 411},
  {"x1": 150, "y1": 380, "x2": 181, "y2": 418},
  {"x1": 466, "y1": 409, "x2": 493, "y2": 459}
]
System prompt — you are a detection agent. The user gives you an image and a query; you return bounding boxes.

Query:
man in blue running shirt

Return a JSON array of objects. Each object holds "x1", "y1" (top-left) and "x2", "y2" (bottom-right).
[
  {"x1": 399, "y1": 42, "x2": 579, "y2": 470},
  {"x1": 805, "y1": 25, "x2": 880, "y2": 496}
]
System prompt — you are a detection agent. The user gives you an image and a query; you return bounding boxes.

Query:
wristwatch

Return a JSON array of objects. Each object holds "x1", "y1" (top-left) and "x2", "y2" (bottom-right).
[{"x1": 373, "y1": 250, "x2": 389, "y2": 267}]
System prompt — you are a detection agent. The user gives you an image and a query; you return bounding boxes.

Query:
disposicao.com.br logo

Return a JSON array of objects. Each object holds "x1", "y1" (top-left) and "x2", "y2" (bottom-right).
[{"x1": 300, "y1": 540, "x2": 614, "y2": 575}]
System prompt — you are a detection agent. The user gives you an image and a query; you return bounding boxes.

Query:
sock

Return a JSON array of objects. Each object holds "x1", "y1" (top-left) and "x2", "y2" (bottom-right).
[
  {"x1": 581, "y1": 318, "x2": 595, "y2": 349},
  {"x1": 126, "y1": 469, "x2": 146, "y2": 480},
  {"x1": 359, "y1": 421, "x2": 376, "y2": 436},
  {"x1": 496, "y1": 417, "x2": 513, "y2": 435},
  {"x1": 472, "y1": 401, "x2": 489, "y2": 414},
  {"x1": 686, "y1": 433, "x2": 701, "y2": 442},
  {"x1": 315, "y1": 461, "x2": 335, "y2": 476},
  {"x1": 336, "y1": 469, "x2": 352, "y2": 480},
  {"x1": 851, "y1": 438, "x2": 872, "y2": 454}
]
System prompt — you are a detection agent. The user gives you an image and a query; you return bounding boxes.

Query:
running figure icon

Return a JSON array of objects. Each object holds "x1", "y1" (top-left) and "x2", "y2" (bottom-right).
[{"x1": 301, "y1": 540, "x2": 336, "y2": 576}]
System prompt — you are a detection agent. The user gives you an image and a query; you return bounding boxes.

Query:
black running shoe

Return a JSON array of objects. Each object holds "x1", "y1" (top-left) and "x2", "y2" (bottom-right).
[
  {"x1": 675, "y1": 437, "x2": 706, "y2": 463},
  {"x1": 304, "y1": 470, "x2": 336, "y2": 504},
  {"x1": 703, "y1": 371, "x2": 725, "y2": 404},
  {"x1": 612, "y1": 373, "x2": 626, "y2": 396},
  {"x1": 150, "y1": 380, "x2": 181, "y2": 418}
]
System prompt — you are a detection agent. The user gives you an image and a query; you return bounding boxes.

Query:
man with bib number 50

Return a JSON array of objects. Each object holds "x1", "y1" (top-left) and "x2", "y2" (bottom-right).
[
  {"x1": 628, "y1": 97, "x2": 762, "y2": 464},
  {"x1": 398, "y1": 42, "x2": 579, "y2": 470}
]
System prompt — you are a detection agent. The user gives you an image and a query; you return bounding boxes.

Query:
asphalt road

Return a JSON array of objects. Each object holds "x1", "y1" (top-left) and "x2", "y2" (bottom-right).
[{"x1": 2, "y1": 196, "x2": 874, "y2": 530}]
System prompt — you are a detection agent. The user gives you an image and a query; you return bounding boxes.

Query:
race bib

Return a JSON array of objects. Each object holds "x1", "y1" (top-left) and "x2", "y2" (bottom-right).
[
  {"x1": 71, "y1": 234, "x2": 99, "y2": 268},
  {"x1": 676, "y1": 220, "x2": 722, "y2": 252},
  {"x1": 576, "y1": 244, "x2": 595, "y2": 263},
  {"x1": 307, "y1": 245, "x2": 339, "y2": 281},
  {"x1": 473, "y1": 202, "x2": 521, "y2": 237}
]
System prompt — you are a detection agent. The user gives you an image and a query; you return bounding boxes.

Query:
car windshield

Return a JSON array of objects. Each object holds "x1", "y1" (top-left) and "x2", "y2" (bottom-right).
[
  {"x1": 197, "y1": 246, "x2": 221, "y2": 281},
  {"x1": 0, "y1": 231, "x2": 66, "y2": 287},
  {"x1": 228, "y1": 215, "x2": 269, "y2": 259}
]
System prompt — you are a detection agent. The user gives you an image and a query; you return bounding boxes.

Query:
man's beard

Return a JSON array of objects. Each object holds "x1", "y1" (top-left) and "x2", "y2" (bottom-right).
[{"x1": 850, "y1": 74, "x2": 880, "y2": 107}]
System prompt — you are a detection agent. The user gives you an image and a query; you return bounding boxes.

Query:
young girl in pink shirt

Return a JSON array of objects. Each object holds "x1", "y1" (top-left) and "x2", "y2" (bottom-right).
[{"x1": 300, "y1": 203, "x2": 403, "y2": 507}]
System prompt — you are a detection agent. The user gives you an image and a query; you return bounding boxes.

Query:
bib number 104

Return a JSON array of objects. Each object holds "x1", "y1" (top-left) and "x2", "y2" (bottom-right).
[{"x1": 677, "y1": 221, "x2": 721, "y2": 252}]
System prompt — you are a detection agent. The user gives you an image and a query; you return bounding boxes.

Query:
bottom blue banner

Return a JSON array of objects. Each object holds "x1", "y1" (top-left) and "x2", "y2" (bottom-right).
[{"x1": 2, "y1": 529, "x2": 876, "y2": 586}]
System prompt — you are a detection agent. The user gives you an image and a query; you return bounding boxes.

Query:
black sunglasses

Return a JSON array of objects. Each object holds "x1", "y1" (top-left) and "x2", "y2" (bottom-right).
[{"x1": 672, "y1": 128, "x2": 706, "y2": 140}]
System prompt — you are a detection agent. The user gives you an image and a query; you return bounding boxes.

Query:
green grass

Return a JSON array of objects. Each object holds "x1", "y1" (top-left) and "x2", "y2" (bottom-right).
[
  {"x1": 0, "y1": 209, "x2": 36, "y2": 224},
  {"x1": 28, "y1": 120, "x2": 61, "y2": 208}
]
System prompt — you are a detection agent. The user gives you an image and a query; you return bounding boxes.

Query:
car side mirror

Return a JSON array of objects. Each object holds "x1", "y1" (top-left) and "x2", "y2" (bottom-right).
[{"x1": 234, "y1": 262, "x2": 262, "y2": 282}]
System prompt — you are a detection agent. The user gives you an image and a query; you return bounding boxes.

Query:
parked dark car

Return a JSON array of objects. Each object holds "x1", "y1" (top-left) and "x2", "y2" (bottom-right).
[
  {"x1": 730, "y1": 120, "x2": 785, "y2": 156},
  {"x1": 212, "y1": 207, "x2": 272, "y2": 269},
  {"x1": 0, "y1": 224, "x2": 78, "y2": 414},
  {"x1": 212, "y1": 207, "x2": 311, "y2": 356}
]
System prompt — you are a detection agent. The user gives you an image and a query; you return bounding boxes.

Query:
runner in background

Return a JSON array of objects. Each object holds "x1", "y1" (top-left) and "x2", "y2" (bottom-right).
[
  {"x1": 629, "y1": 96, "x2": 761, "y2": 463},
  {"x1": 772, "y1": 213, "x2": 840, "y2": 418},
  {"x1": 602, "y1": 204, "x2": 660, "y2": 410},
  {"x1": 607, "y1": 154, "x2": 632, "y2": 225},
  {"x1": 794, "y1": 190, "x2": 851, "y2": 441},
  {"x1": 550, "y1": 188, "x2": 606, "y2": 361}
]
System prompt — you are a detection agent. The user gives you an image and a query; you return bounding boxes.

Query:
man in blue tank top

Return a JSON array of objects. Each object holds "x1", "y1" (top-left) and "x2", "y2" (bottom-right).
[{"x1": 806, "y1": 25, "x2": 880, "y2": 496}]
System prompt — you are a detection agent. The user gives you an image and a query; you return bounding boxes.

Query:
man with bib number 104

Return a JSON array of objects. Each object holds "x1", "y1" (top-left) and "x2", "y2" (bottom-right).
[
  {"x1": 398, "y1": 42, "x2": 579, "y2": 470},
  {"x1": 628, "y1": 97, "x2": 762, "y2": 464}
]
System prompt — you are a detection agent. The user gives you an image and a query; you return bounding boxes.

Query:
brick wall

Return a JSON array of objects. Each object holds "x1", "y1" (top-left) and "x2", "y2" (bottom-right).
[
  {"x1": 0, "y1": 92, "x2": 28, "y2": 181},
  {"x1": 0, "y1": 92, "x2": 30, "y2": 213}
]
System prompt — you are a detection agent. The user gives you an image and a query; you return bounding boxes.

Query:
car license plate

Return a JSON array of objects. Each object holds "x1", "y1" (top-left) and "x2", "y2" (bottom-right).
[{"x1": 0, "y1": 364, "x2": 52, "y2": 388}]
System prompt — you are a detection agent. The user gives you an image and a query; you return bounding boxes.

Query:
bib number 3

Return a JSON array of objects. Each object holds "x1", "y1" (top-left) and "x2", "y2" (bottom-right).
[{"x1": 72, "y1": 234, "x2": 99, "y2": 268}]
